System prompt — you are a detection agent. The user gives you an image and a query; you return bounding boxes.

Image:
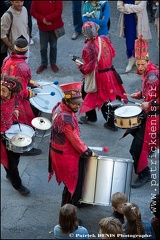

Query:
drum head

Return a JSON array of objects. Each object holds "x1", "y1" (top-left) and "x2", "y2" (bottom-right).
[
  {"x1": 114, "y1": 105, "x2": 142, "y2": 117},
  {"x1": 29, "y1": 82, "x2": 63, "y2": 113},
  {"x1": 5, "y1": 124, "x2": 34, "y2": 139}
]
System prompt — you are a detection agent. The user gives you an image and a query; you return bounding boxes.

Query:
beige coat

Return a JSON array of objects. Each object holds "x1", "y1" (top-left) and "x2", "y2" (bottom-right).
[{"x1": 117, "y1": 1, "x2": 152, "y2": 39}]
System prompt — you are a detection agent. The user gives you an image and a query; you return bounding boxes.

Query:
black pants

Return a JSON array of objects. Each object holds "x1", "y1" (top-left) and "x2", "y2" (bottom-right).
[
  {"x1": 129, "y1": 120, "x2": 150, "y2": 175},
  {"x1": 61, "y1": 157, "x2": 86, "y2": 207},
  {"x1": 82, "y1": 82, "x2": 116, "y2": 126},
  {"x1": 3, "y1": 139, "x2": 22, "y2": 189}
]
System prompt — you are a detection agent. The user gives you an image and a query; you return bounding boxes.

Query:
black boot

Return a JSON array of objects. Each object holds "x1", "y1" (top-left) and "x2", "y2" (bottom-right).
[{"x1": 131, "y1": 172, "x2": 151, "y2": 188}]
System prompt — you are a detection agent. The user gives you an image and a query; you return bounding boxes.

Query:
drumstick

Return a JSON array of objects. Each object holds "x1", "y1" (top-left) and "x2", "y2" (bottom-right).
[
  {"x1": 110, "y1": 89, "x2": 131, "y2": 97},
  {"x1": 40, "y1": 80, "x2": 59, "y2": 87},
  {"x1": 35, "y1": 92, "x2": 55, "y2": 96},
  {"x1": 88, "y1": 146, "x2": 109, "y2": 153},
  {"x1": 127, "y1": 100, "x2": 141, "y2": 106}
]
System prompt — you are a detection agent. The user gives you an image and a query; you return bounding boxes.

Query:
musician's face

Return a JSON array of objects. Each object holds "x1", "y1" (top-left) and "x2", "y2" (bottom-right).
[
  {"x1": 0, "y1": 86, "x2": 11, "y2": 100},
  {"x1": 136, "y1": 59, "x2": 148, "y2": 75},
  {"x1": 66, "y1": 98, "x2": 82, "y2": 113}
]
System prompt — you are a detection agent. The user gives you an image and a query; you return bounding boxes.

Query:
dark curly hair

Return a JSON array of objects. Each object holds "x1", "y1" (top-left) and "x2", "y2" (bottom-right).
[{"x1": 1, "y1": 74, "x2": 22, "y2": 93}]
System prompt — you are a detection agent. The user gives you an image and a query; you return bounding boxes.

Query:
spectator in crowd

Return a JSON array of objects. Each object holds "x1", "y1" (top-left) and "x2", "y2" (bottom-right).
[
  {"x1": 48, "y1": 82, "x2": 95, "y2": 207},
  {"x1": 150, "y1": 194, "x2": 160, "y2": 239},
  {"x1": 117, "y1": 1, "x2": 152, "y2": 73},
  {"x1": 75, "y1": 21, "x2": 127, "y2": 131},
  {"x1": 0, "y1": 0, "x2": 10, "y2": 72},
  {"x1": 71, "y1": 0, "x2": 83, "y2": 40},
  {"x1": 1, "y1": 0, "x2": 30, "y2": 62},
  {"x1": 1, "y1": 75, "x2": 30, "y2": 196},
  {"x1": 53, "y1": 204, "x2": 89, "y2": 239},
  {"x1": 110, "y1": 192, "x2": 128, "y2": 224},
  {"x1": 30, "y1": 0, "x2": 64, "y2": 74},
  {"x1": 99, "y1": 217, "x2": 123, "y2": 239},
  {"x1": 24, "y1": 0, "x2": 34, "y2": 45},
  {"x1": 82, "y1": 0, "x2": 110, "y2": 36},
  {"x1": 122, "y1": 202, "x2": 156, "y2": 239},
  {"x1": 1, "y1": 35, "x2": 42, "y2": 156}
]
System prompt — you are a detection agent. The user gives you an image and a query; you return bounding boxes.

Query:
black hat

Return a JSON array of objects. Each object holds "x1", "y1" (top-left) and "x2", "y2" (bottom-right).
[{"x1": 14, "y1": 35, "x2": 28, "y2": 52}]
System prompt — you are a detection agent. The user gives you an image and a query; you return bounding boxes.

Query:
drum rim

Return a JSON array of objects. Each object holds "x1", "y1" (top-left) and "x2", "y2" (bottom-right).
[
  {"x1": 5, "y1": 123, "x2": 35, "y2": 139},
  {"x1": 94, "y1": 156, "x2": 134, "y2": 163},
  {"x1": 29, "y1": 81, "x2": 63, "y2": 113}
]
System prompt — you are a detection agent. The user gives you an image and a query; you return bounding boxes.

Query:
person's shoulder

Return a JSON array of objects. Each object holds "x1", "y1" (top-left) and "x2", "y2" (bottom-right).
[
  {"x1": 75, "y1": 226, "x2": 89, "y2": 234},
  {"x1": 143, "y1": 220, "x2": 156, "y2": 239}
]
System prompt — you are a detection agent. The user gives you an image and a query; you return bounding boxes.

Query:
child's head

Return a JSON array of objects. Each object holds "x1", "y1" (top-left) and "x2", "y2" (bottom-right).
[
  {"x1": 122, "y1": 202, "x2": 144, "y2": 236},
  {"x1": 59, "y1": 204, "x2": 78, "y2": 234},
  {"x1": 150, "y1": 194, "x2": 160, "y2": 218},
  {"x1": 99, "y1": 217, "x2": 123, "y2": 239},
  {"x1": 111, "y1": 192, "x2": 128, "y2": 214},
  {"x1": 0, "y1": 75, "x2": 22, "y2": 99}
]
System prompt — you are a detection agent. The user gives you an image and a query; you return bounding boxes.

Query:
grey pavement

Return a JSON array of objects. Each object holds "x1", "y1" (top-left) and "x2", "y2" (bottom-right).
[{"x1": 1, "y1": 1, "x2": 159, "y2": 239}]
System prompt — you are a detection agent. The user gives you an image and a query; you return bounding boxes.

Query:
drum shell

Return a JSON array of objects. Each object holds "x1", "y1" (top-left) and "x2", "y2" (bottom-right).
[
  {"x1": 114, "y1": 115, "x2": 142, "y2": 129},
  {"x1": 81, "y1": 156, "x2": 133, "y2": 206},
  {"x1": 5, "y1": 124, "x2": 35, "y2": 153}
]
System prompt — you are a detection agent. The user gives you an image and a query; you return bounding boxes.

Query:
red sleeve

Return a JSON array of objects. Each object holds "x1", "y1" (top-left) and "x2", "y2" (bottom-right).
[
  {"x1": 30, "y1": 1, "x2": 44, "y2": 23},
  {"x1": 45, "y1": 1, "x2": 63, "y2": 22},
  {"x1": 64, "y1": 124, "x2": 88, "y2": 153}
]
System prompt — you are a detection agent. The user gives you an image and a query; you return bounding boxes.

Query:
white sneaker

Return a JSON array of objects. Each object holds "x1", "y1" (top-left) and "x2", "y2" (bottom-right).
[
  {"x1": 30, "y1": 39, "x2": 34, "y2": 45},
  {"x1": 125, "y1": 57, "x2": 135, "y2": 73}
]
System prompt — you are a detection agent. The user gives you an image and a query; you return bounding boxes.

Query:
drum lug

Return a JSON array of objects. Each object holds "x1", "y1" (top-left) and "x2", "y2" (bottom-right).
[
  {"x1": 120, "y1": 119, "x2": 123, "y2": 127},
  {"x1": 129, "y1": 119, "x2": 131, "y2": 127}
]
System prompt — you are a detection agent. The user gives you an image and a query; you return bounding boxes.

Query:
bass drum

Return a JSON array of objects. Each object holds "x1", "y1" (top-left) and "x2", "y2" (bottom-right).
[
  {"x1": 81, "y1": 156, "x2": 133, "y2": 206},
  {"x1": 29, "y1": 81, "x2": 63, "y2": 114}
]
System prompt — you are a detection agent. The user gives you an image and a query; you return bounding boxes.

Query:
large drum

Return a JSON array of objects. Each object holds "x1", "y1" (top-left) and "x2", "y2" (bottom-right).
[
  {"x1": 114, "y1": 105, "x2": 142, "y2": 129},
  {"x1": 81, "y1": 156, "x2": 133, "y2": 206},
  {"x1": 5, "y1": 124, "x2": 35, "y2": 153},
  {"x1": 30, "y1": 81, "x2": 63, "y2": 113}
]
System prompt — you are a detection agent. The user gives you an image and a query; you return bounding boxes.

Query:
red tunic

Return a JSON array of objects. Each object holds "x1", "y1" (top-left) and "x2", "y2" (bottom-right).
[
  {"x1": 48, "y1": 102, "x2": 87, "y2": 195},
  {"x1": 79, "y1": 36, "x2": 127, "y2": 114},
  {"x1": 136, "y1": 62, "x2": 159, "y2": 173},
  {"x1": 1, "y1": 53, "x2": 35, "y2": 126}
]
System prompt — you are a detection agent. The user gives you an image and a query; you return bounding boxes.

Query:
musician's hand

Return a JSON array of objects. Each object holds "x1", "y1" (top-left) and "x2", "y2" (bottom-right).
[
  {"x1": 130, "y1": 93, "x2": 138, "y2": 99},
  {"x1": 141, "y1": 102, "x2": 149, "y2": 111},
  {"x1": 29, "y1": 89, "x2": 35, "y2": 98},
  {"x1": 81, "y1": 148, "x2": 95, "y2": 158},
  {"x1": 33, "y1": 82, "x2": 41, "y2": 88},
  {"x1": 13, "y1": 110, "x2": 19, "y2": 118}
]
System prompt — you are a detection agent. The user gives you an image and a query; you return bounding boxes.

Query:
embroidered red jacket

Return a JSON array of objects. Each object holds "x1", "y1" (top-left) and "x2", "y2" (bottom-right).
[{"x1": 48, "y1": 102, "x2": 87, "y2": 195}]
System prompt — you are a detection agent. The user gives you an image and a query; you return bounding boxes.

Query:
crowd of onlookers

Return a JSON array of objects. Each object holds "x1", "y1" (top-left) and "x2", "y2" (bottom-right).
[{"x1": 53, "y1": 192, "x2": 159, "y2": 239}]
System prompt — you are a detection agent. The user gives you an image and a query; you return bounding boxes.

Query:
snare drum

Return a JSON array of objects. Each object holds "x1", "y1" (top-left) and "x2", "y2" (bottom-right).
[
  {"x1": 81, "y1": 156, "x2": 133, "y2": 206},
  {"x1": 29, "y1": 81, "x2": 63, "y2": 113},
  {"x1": 114, "y1": 105, "x2": 142, "y2": 129},
  {"x1": 5, "y1": 124, "x2": 35, "y2": 153}
]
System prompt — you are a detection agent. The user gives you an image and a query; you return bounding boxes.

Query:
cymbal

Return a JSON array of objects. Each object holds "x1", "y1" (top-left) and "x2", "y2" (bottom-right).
[
  {"x1": 31, "y1": 117, "x2": 52, "y2": 130},
  {"x1": 11, "y1": 134, "x2": 32, "y2": 147}
]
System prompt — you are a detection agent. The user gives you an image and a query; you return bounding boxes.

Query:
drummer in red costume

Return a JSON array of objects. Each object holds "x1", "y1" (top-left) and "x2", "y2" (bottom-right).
[
  {"x1": 1, "y1": 35, "x2": 41, "y2": 156},
  {"x1": 124, "y1": 35, "x2": 159, "y2": 188},
  {"x1": 1, "y1": 75, "x2": 30, "y2": 195},
  {"x1": 48, "y1": 82, "x2": 95, "y2": 207},
  {"x1": 76, "y1": 22, "x2": 127, "y2": 131}
]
